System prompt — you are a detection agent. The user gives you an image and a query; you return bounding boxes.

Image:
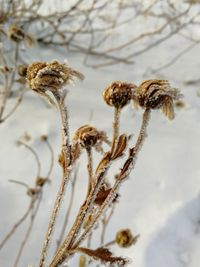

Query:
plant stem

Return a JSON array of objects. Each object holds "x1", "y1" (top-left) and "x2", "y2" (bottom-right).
[
  {"x1": 112, "y1": 107, "x2": 120, "y2": 148},
  {"x1": 86, "y1": 147, "x2": 93, "y2": 197},
  {"x1": 56, "y1": 166, "x2": 79, "y2": 249},
  {"x1": 38, "y1": 91, "x2": 71, "y2": 267}
]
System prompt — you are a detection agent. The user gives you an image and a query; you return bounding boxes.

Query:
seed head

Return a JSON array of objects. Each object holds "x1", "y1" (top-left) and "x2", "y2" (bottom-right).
[
  {"x1": 133, "y1": 79, "x2": 181, "y2": 119},
  {"x1": 8, "y1": 25, "x2": 25, "y2": 42},
  {"x1": 116, "y1": 229, "x2": 137, "y2": 248},
  {"x1": 26, "y1": 60, "x2": 84, "y2": 94},
  {"x1": 73, "y1": 124, "x2": 104, "y2": 149},
  {"x1": 103, "y1": 81, "x2": 136, "y2": 109}
]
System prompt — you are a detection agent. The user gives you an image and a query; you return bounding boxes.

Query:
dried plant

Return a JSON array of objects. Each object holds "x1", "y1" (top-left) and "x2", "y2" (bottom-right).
[
  {"x1": 0, "y1": 134, "x2": 54, "y2": 267},
  {"x1": 8, "y1": 59, "x2": 180, "y2": 267},
  {"x1": 0, "y1": 0, "x2": 198, "y2": 123}
]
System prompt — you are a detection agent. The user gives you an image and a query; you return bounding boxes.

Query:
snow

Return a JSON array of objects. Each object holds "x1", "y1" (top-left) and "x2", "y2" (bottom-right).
[{"x1": 1, "y1": 3, "x2": 200, "y2": 267}]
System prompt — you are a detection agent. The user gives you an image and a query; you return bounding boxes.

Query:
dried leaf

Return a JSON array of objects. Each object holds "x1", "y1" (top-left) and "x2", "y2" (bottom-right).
[
  {"x1": 111, "y1": 134, "x2": 127, "y2": 160},
  {"x1": 71, "y1": 143, "x2": 81, "y2": 163},
  {"x1": 118, "y1": 149, "x2": 135, "y2": 181},
  {"x1": 94, "y1": 186, "x2": 112, "y2": 206},
  {"x1": 95, "y1": 152, "x2": 111, "y2": 174},
  {"x1": 58, "y1": 150, "x2": 65, "y2": 168},
  {"x1": 77, "y1": 247, "x2": 128, "y2": 266}
]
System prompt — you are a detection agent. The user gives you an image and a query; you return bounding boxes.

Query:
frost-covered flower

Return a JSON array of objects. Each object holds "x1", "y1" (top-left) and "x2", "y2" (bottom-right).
[
  {"x1": 73, "y1": 124, "x2": 105, "y2": 149},
  {"x1": 26, "y1": 60, "x2": 84, "y2": 93},
  {"x1": 103, "y1": 81, "x2": 136, "y2": 109},
  {"x1": 132, "y1": 79, "x2": 181, "y2": 119}
]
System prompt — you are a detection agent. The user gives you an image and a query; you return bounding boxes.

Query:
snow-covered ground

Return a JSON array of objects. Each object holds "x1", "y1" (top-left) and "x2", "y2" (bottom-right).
[{"x1": 1, "y1": 3, "x2": 200, "y2": 267}]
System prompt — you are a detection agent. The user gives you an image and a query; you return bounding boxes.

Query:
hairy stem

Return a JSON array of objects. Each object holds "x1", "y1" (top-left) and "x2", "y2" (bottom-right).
[
  {"x1": 38, "y1": 91, "x2": 71, "y2": 267},
  {"x1": 112, "y1": 107, "x2": 120, "y2": 149},
  {"x1": 86, "y1": 147, "x2": 93, "y2": 197},
  {"x1": 56, "y1": 166, "x2": 79, "y2": 249}
]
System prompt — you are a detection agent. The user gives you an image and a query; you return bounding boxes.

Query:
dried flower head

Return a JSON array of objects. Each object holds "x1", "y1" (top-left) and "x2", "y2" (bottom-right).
[
  {"x1": 8, "y1": 25, "x2": 25, "y2": 42},
  {"x1": 40, "y1": 134, "x2": 48, "y2": 141},
  {"x1": 18, "y1": 64, "x2": 28, "y2": 77},
  {"x1": 26, "y1": 60, "x2": 84, "y2": 94},
  {"x1": 73, "y1": 124, "x2": 105, "y2": 149},
  {"x1": 115, "y1": 229, "x2": 137, "y2": 248},
  {"x1": 103, "y1": 81, "x2": 136, "y2": 109},
  {"x1": 133, "y1": 79, "x2": 181, "y2": 119}
]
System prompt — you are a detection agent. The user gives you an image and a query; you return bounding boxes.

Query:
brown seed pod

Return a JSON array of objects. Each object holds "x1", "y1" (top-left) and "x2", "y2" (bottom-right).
[
  {"x1": 115, "y1": 229, "x2": 136, "y2": 248},
  {"x1": 133, "y1": 79, "x2": 181, "y2": 119},
  {"x1": 103, "y1": 81, "x2": 136, "y2": 109},
  {"x1": 26, "y1": 60, "x2": 84, "y2": 93},
  {"x1": 73, "y1": 124, "x2": 105, "y2": 149}
]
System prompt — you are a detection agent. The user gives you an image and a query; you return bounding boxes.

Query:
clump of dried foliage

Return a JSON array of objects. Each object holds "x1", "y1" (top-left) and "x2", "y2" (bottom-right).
[
  {"x1": 0, "y1": 0, "x2": 199, "y2": 123},
  {"x1": 0, "y1": 59, "x2": 181, "y2": 266}
]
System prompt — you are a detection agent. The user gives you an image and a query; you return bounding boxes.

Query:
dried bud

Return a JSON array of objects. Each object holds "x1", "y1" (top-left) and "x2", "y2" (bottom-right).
[
  {"x1": 18, "y1": 64, "x2": 28, "y2": 77},
  {"x1": 40, "y1": 134, "x2": 48, "y2": 141},
  {"x1": 103, "y1": 81, "x2": 136, "y2": 109},
  {"x1": 73, "y1": 125, "x2": 105, "y2": 149},
  {"x1": 35, "y1": 176, "x2": 49, "y2": 187},
  {"x1": 27, "y1": 187, "x2": 40, "y2": 197},
  {"x1": 133, "y1": 79, "x2": 181, "y2": 119},
  {"x1": 116, "y1": 229, "x2": 138, "y2": 248},
  {"x1": 175, "y1": 99, "x2": 185, "y2": 109},
  {"x1": 83, "y1": 213, "x2": 94, "y2": 229},
  {"x1": 9, "y1": 25, "x2": 25, "y2": 42},
  {"x1": 26, "y1": 60, "x2": 84, "y2": 94}
]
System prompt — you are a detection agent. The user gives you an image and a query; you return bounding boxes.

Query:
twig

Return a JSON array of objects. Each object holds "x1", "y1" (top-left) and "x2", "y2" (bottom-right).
[
  {"x1": 0, "y1": 198, "x2": 35, "y2": 250},
  {"x1": 13, "y1": 192, "x2": 43, "y2": 267}
]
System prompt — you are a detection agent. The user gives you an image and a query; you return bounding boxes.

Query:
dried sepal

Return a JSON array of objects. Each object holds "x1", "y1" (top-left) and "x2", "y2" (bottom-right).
[
  {"x1": 132, "y1": 79, "x2": 181, "y2": 119},
  {"x1": 111, "y1": 134, "x2": 127, "y2": 160},
  {"x1": 77, "y1": 247, "x2": 128, "y2": 266},
  {"x1": 103, "y1": 81, "x2": 136, "y2": 109},
  {"x1": 116, "y1": 229, "x2": 139, "y2": 248}
]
